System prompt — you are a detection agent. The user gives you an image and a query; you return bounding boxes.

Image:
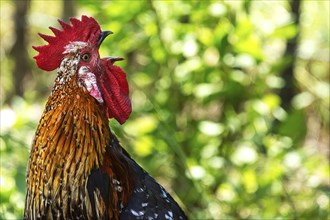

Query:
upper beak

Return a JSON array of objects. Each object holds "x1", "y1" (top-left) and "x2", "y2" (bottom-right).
[{"x1": 99, "y1": 30, "x2": 113, "y2": 47}]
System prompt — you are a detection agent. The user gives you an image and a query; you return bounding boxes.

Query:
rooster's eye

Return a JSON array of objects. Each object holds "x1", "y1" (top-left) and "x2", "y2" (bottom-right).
[{"x1": 81, "y1": 53, "x2": 90, "y2": 62}]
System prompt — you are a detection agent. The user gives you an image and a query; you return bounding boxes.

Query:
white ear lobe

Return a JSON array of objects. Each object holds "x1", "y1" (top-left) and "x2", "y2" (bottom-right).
[{"x1": 78, "y1": 66, "x2": 104, "y2": 103}]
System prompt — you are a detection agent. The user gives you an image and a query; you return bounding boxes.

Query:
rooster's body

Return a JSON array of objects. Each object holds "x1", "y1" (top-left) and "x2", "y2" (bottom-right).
[{"x1": 24, "y1": 16, "x2": 187, "y2": 220}]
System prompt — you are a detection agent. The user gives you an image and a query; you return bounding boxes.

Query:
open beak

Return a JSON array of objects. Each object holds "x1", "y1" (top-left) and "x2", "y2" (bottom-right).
[
  {"x1": 99, "y1": 31, "x2": 124, "y2": 64},
  {"x1": 99, "y1": 30, "x2": 113, "y2": 47}
]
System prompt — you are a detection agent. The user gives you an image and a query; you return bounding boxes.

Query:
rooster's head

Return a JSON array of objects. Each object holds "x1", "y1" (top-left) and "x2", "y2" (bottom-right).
[{"x1": 33, "y1": 15, "x2": 131, "y2": 124}]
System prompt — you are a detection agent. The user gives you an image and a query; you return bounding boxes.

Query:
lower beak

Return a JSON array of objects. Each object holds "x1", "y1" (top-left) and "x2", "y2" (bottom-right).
[
  {"x1": 105, "y1": 56, "x2": 124, "y2": 64},
  {"x1": 99, "y1": 30, "x2": 113, "y2": 47}
]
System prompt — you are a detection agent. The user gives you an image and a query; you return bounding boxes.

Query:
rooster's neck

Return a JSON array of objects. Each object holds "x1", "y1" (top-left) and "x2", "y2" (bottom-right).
[
  {"x1": 25, "y1": 66, "x2": 111, "y2": 218},
  {"x1": 31, "y1": 72, "x2": 110, "y2": 177}
]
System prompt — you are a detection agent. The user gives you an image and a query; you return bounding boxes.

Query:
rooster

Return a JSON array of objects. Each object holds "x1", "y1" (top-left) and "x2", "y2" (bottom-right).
[{"x1": 24, "y1": 15, "x2": 187, "y2": 220}]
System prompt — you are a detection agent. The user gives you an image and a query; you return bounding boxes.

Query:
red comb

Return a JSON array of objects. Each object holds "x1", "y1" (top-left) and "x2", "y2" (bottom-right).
[{"x1": 33, "y1": 15, "x2": 101, "y2": 71}]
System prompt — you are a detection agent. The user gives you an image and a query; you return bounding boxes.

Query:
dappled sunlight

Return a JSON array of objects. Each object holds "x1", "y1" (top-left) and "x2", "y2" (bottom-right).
[{"x1": 1, "y1": 0, "x2": 329, "y2": 219}]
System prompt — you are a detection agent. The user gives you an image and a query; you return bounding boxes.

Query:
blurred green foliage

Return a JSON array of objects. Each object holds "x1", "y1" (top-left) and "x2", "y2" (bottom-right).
[{"x1": 1, "y1": 0, "x2": 329, "y2": 219}]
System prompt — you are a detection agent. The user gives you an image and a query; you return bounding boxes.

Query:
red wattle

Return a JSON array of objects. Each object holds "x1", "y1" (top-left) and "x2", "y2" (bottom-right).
[{"x1": 99, "y1": 60, "x2": 131, "y2": 124}]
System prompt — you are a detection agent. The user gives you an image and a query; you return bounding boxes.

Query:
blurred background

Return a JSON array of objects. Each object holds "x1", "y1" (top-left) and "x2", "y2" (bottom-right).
[{"x1": 0, "y1": 0, "x2": 329, "y2": 219}]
